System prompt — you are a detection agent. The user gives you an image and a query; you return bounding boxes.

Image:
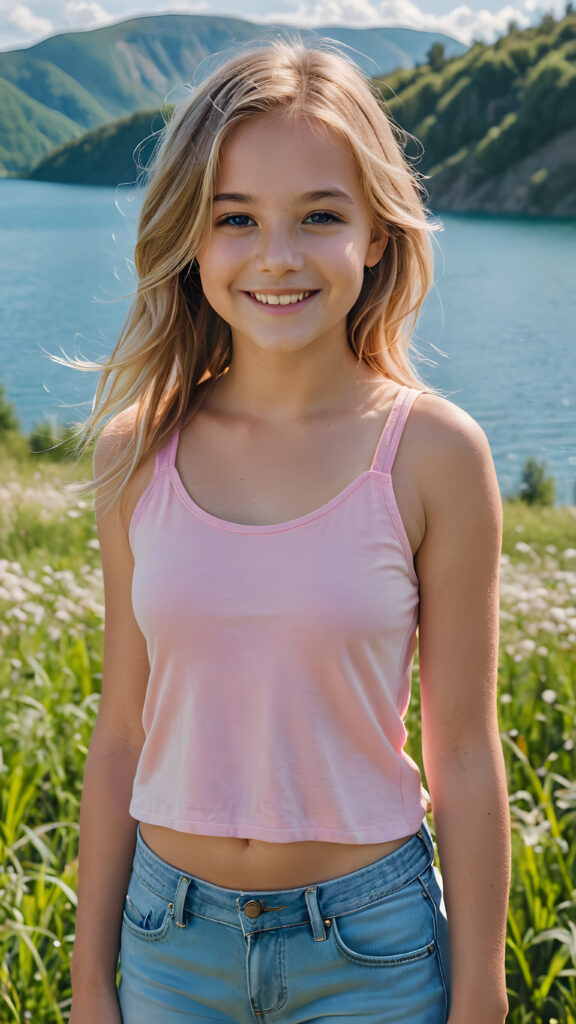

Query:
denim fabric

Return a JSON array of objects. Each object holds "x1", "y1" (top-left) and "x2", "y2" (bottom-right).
[{"x1": 118, "y1": 821, "x2": 451, "y2": 1023}]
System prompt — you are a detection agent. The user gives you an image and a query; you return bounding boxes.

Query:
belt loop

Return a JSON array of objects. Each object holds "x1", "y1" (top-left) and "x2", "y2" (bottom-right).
[
  {"x1": 305, "y1": 886, "x2": 327, "y2": 942},
  {"x1": 173, "y1": 874, "x2": 192, "y2": 928},
  {"x1": 417, "y1": 819, "x2": 435, "y2": 862}
]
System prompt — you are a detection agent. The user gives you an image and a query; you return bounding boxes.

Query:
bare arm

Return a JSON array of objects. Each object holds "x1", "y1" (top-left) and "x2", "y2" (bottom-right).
[
  {"x1": 70, "y1": 418, "x2": 154, "y2": 1014},
  {"x1": 413, "y1": 397, "x2": 510, "y2": 1022}
]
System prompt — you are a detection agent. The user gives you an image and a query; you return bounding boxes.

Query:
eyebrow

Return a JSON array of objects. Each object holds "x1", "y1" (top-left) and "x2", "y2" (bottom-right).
[{"x1": 212, "y1": 189, "x2": 355, "y2": 205}]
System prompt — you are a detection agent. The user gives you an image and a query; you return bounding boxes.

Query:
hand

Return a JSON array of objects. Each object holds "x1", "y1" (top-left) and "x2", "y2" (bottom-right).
[
  {"x1": 446, "y1": 980, "x2": 508, "y2": 1024},
  {"x1": 69, "y1": 986, "x2": 123, "y2": 1024}
]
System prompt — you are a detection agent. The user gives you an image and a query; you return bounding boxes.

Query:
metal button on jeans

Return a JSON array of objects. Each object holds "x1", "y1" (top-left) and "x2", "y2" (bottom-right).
[
  {"x1": 243, "y1": 900, "x2": 264, "y2": 919},
  {"x1": 242, "y1": 899, "x2": 287, "y2": 918}
]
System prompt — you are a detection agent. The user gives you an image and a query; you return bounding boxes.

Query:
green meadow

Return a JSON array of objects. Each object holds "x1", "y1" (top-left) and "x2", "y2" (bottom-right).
[{"x1": 0, "y1": 445, "x2": 575, "y2": 1022}]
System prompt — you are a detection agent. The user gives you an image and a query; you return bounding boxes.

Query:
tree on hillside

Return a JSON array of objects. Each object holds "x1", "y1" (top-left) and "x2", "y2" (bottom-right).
[
  {"x1": 0, "y1": 385, "x2": 20, "y2": 436},
  {"x1": 518, "y1": 457, "x2": 555, "y2": 505},
  {"x1": 566, "y1": 2, "x2": 574, "y2": 15},
  {"x1": 427, "y1": 42, "x2": 447, "y2": 72},
  {"x1": 540, "y1": 10, "x2": 557, "y2": 32}
]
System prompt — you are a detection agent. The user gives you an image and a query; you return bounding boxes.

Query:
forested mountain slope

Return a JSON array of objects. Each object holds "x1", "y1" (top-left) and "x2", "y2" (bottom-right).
[
  {"x1": 20, "y1": 11, "x2": 576, "y2": 216},
  {"x1": 376, "y1": 12, "x2": 576, "y2": 215},
  {"x1": 0, "y1": 13, "x2": 465, "y2": 175},
  {"x1": 26, "y1": 108, "x2": 161, "y2": 186}
]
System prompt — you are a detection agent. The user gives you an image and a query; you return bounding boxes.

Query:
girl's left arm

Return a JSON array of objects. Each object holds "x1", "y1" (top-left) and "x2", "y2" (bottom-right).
[{"x1": 413, "y1": 397, "x2": 510, "y2": 1024}]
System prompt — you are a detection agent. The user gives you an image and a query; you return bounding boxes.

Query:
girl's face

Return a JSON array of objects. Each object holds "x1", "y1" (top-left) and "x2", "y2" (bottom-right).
[{"x1": 196, "y1": 112, "x2": 387, "y2": 358}]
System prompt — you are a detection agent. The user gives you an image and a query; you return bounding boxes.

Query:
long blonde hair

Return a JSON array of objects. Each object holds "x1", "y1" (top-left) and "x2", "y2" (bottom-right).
[{"x1": 75, "y1": 38, "x2": 442, "y2": 501}]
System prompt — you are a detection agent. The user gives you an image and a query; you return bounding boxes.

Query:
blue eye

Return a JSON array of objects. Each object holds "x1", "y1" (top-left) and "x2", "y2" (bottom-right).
[
  {"x1": 219, "y1": 214, "x2": 255, "y2": 227},
  {"x1": 304, "y1": 211, "x2": 342, "y2": 225},
  {"x1": 215, "y1": 207, "x2": 340, "y2": 226}
]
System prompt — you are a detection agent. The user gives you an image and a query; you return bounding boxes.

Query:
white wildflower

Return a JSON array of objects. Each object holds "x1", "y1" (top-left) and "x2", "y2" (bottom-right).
[
  {"x1": 539, "y1": 620, "x2": 559, "y2": 635},
  {"x1": 515, "y1": 541, "x2": 536, "y2": 556},
  {"x1": 541, "y1": 689, "x2": 557, "y2": 704},
  {"x1": 6, "y1": 606, "x2": 28, "y2": 623}
]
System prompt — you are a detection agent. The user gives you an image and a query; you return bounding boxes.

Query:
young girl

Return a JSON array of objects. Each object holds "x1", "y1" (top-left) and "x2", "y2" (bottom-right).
[{"x1": 70, "y1": 40, "x2": 510, "y2": 1024}]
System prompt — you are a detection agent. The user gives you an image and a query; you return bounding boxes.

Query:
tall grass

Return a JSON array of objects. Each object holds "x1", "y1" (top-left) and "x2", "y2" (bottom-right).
[{"x1": 0, "y1": 452, "x2": 575, "y2": 1021}]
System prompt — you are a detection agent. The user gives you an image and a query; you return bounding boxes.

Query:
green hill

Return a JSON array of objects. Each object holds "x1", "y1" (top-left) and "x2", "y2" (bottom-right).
[
  {"x1": 22, "y1": 11, "x2": 576, "y2": 216},
  {"x1": 375, "y1": 13, "x2": 576, "y2": 215},
  {"x1": 0, "y1": 51, "x2": 109, "y2": 127},
  {"x1": 0, "y1": 13, "x2": 466, "y2": 176},
  {"x1": 26, "y1": 108, "x2": 163, "y2": 186},
  {"x1": 0, "y1": 77, "x2": 84, "y2": 174}
]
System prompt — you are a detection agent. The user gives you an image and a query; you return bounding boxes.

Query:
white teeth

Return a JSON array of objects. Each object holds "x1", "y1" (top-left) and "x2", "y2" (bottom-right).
[{"x1": 252, "y1": 291, "x2": 313, "y2": 305}]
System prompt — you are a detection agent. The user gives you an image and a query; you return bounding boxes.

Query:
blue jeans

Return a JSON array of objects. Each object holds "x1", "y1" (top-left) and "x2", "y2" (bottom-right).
[{"x1": 118, "y1": 821, "x2": 451, "y2": 1023}]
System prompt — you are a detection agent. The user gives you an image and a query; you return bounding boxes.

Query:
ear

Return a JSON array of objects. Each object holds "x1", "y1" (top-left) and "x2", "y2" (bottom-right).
[{"x1": 365, "y1": 227, "x2": 389, "y2": 269}]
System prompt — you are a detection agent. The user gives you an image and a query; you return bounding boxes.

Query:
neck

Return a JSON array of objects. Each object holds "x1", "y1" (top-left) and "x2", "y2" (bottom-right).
[{"x1": 210, "y1": 335, "x2": 386, "y2": 422}]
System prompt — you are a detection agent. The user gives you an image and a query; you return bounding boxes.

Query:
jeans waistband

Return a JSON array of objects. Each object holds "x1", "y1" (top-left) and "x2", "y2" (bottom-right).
[{"x1": 132, "y1": 820, "x2": 435, "y2": 937}]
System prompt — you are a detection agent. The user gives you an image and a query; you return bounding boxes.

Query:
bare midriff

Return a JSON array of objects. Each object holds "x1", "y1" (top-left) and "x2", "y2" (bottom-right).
[{"x1": 138, "y1": 822, "x2": 415, "y2": 890}]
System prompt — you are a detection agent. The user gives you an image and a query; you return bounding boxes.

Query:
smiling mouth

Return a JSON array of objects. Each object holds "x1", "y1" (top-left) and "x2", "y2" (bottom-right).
[{"x1": 247, "y1": 290, "x2": 318, "y2": 306}]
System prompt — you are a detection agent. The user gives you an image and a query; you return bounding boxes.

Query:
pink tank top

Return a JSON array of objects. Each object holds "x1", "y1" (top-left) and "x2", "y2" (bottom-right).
[{"x1": 128, "y1": 385, "x2": 430, "y2": 843}]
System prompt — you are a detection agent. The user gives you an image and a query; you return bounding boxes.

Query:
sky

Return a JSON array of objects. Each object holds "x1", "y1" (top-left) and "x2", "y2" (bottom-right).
[{"x1": 0, "y1": 0, "x2": 569, "y2": 52}]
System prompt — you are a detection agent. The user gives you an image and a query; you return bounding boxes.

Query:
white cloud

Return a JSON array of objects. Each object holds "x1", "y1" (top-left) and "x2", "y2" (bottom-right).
[
  {"x1": 377, "y1": 0, "x2": 534, "y2": 43},
  {"x1": 6, "y1": 3, "x2": 52, "y2": 37},
  {"x1": 257, "y1": 0, "x2": 538, "y2": 43},
  {"x1": 64, "y1": 1, "x2": 111, "y2": 27},
  {"x1": 155, "y1": 1, "x2": 211, "y2": 10},
  {"x1": 0, "y1": 0, "x2": 564, "y2": 53},
  {"x1": 441, "y1": 4, "x2": 533, "y2": 43},
  {"x1": 255, "y1": 0, "x2": 381, "y2": 26}
]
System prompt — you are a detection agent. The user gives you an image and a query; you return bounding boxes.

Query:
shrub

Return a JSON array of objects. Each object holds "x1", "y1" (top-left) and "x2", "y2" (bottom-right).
[
  {"x1": 517, "y1": 457, "x2": 556, "y2": 505},
  {"x1": 28, "y1": 421, "x2": 79, "y2": 461},
  {"x1": 0, "y1": 384, "x2": 20, "y2": 436},
  {"x1": 427, "y1": 42, "x2": 447, "y2": 73}
]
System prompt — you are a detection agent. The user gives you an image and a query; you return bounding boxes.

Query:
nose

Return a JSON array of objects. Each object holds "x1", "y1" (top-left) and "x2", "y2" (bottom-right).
[{"x1": 254, "y1": 226, "x2": 305, "y2": 275}]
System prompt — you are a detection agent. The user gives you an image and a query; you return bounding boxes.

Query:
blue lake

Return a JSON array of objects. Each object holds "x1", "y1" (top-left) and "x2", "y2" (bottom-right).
[{"x1": 1, "y1": 179, "x2": 575, "y2": 503}]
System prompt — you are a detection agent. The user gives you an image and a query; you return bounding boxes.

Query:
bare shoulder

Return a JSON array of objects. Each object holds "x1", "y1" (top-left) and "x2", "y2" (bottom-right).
[
  {"x1": 411, "y1": 391, "x2": 491, "y2": 458},
  {"x1": 93, "y1": 405, "x2": 156, "y2": 525},
  {"x1": 93, "y1": 405, "x2": 138, "y2": 475},
  {"x1": 407, "y1": 391, "x2": 501, "y2": 524}
]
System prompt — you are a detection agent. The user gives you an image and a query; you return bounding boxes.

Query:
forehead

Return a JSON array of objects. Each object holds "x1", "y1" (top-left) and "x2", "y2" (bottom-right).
[{"x1": 214, "y1": 113, "x2": 363, "y2": 198}]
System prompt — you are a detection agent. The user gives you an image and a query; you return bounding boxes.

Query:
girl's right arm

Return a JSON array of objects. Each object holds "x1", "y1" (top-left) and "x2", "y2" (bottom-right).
[{"x1": 70, "y1": 415, "x2": 155, "y2": 1021}]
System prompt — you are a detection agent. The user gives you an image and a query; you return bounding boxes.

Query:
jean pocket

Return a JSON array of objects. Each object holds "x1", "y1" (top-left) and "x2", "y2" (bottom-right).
[
  {"x1": 330, "y1": 874, "x2": 438, "y2": 966},
  {"x1": 122, "y1": 869, "x2": 173, "y2": 942}
]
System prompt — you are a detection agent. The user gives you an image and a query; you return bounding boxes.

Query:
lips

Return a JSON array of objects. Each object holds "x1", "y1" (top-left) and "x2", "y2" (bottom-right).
[
  {"x1": 244, "y1": 290, "x2": 320, "y2": 313},
  {"x1": 245, "y1": 288, "x2": 319, "y2": 303}
]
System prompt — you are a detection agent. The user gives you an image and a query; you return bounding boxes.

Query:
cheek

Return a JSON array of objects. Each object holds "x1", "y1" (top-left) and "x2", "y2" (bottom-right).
[
  {"x1": 321, "y1": 244, "x2": 367, "y2": 298},
  {"x1": 314, "y1": 234, "x2": 366, "y2": 279},
  {"x1": 343, "y1": 239, "x2": 370, "y2": 274},
  {"x1": 198, "y1": 238, "x2": 249, "y2": 283},
  {"x1": 196, "y1": 251, "x2": 232, "y2": 298}
]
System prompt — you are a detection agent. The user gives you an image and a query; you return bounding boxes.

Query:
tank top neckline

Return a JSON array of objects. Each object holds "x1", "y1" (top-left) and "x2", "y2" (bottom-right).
[{"x1": 155, "y1": 384, "x2": 422, "y2": 535}]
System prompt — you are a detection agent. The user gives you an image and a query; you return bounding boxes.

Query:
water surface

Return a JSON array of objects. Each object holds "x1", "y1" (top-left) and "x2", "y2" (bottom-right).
[{"x1": 1, "y1": 180, "x2": 574, "y2": 503}]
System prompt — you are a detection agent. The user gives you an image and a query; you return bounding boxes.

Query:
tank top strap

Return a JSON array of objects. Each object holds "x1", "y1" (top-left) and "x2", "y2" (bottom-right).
[
  {"x1": 155, "y1": 427, "x2": 180, "y2": 473},
  {"x1": 371, "y1": 386, "x2": 427, "y2": 475}
]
